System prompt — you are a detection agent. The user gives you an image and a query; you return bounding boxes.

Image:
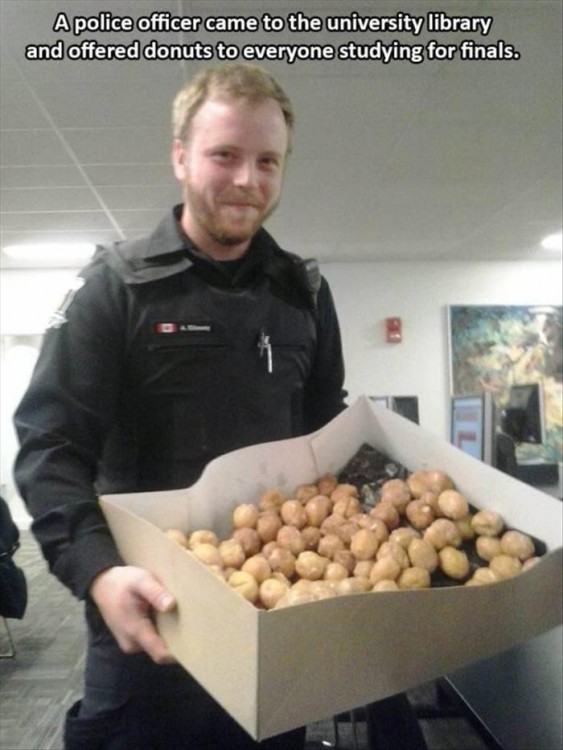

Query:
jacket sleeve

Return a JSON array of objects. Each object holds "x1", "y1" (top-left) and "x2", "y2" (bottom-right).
[
  {"x1": 13, "y1": 261, "x2": 126, "y2": 599},
  {"x1": 303, "y1": 276, "x2": 348, "y2": 432}
]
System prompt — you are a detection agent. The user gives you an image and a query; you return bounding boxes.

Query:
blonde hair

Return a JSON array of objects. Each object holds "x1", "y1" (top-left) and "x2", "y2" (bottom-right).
[{"x1": 172, "y1": 63, "x2": 294, "y2": 148}]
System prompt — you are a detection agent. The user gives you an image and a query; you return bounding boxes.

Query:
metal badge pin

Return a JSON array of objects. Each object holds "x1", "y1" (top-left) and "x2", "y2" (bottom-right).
[{"x1": 258, "y1": 329, "x2": 273, "y2": 373}]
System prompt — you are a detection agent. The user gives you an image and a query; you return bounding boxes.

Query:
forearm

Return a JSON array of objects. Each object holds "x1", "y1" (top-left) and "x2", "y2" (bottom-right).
[
  {"x1": 14, "y1": 434, "x2": 123, "y2": 598},
  {"x1": 13, "y1": 261, "x2": 126, "y2": 598}
]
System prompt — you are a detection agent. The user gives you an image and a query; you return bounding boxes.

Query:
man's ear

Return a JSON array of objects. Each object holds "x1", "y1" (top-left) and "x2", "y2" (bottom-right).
[{"x1": 171, "y1": 138, "x2": 187, "y2": 181}]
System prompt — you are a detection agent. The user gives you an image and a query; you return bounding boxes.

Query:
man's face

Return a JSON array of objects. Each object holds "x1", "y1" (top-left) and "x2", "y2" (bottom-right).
[{"x1": 172, "y1": 96, "x2": 289, "y2": 257}]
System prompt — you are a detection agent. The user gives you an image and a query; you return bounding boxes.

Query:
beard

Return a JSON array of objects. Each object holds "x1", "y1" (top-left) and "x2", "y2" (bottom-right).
[{"x1": 184, "y1": 180, "x2": 280, "y2": 248}]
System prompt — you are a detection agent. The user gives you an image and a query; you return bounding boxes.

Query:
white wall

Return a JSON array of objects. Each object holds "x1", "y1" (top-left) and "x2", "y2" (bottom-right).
[
  {"x1": 0, "y1": 269, "x2": 80, "y2": 335},
  {"x1": 1, "y1": 260, "x2": 562, "y2": 527},
  {"x1": 322, "y1": 260, "x2": 562, "y2": 436},
  {"x1": 1, "y1": 269, "x2": 79, "y2": 526}
]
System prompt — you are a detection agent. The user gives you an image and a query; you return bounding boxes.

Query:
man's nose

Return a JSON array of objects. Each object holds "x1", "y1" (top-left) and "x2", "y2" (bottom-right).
[{"x1": 233, "y1": 160, "x2": 259, "y2": 187}]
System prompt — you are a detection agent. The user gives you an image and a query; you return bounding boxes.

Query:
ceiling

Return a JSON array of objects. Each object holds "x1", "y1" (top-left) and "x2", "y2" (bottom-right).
[{"x1": 1, "y1": 0, "x2": 562, "y2": 269}]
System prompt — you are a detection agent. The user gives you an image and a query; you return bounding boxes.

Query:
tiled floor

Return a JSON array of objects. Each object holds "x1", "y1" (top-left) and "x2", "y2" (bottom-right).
[{"x1": 1, "y1": 532, "x2": 493, "y2": 750}]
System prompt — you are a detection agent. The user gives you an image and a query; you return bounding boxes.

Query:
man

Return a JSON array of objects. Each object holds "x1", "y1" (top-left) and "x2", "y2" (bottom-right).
[{"x1": 13, "y1": 63, "x2": 347, "y2": 749}]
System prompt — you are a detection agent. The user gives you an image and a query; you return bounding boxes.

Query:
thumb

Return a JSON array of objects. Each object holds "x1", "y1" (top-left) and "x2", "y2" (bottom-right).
[{"x1": 136, "y1": 572, "x2": 176, "y2": 613}]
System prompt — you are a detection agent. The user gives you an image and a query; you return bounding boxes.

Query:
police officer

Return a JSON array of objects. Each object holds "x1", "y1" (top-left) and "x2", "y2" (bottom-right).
[{"x1": 13, "y1": 63, "x2": 347, "y2": 749}]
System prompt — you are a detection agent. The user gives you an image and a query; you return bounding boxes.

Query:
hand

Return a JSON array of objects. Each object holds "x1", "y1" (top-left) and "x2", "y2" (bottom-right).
[{"x1": 90, "y1": 565, "x2": 177, "y2": 664}]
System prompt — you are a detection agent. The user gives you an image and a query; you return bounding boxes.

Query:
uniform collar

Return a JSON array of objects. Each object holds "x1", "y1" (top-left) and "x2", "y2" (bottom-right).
[
  {"x1": 143, "y1": 204, "x2": 188, "y2": 257},
  {"x1": 103, "y1": 205, "x2": 280, "y2": 285}
]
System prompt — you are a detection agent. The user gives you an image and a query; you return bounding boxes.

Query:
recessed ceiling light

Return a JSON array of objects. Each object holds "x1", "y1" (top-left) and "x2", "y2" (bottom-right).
[
  {"x1": 540, "y1": 232, "x2": 562, "y2": 251},
  {"x1": 2, "y1": 243, "x2": 96, "y2": 261}
]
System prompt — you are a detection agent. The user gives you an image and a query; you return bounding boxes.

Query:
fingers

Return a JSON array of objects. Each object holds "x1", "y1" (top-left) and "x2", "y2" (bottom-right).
[
  {"x1": 134, "y1": 617, "x2": 177, "y2": 665},
  {"x1": 123, "y1": 571, "x2": 177, "y2": 662},
  {"x1": 90, "y1": 566, "x2": 177, "y2": 664},
  {"x1": 135, "y1": 573, "x2": 176, "y2": 613},
  {"x1": 115, "y1": 615, "x2": 176, "y2": 664}
]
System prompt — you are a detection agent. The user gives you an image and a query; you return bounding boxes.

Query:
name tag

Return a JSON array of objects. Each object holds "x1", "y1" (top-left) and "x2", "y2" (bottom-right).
[{"x1": 153, "y1": 321, "x2": 215, "y2": 335}]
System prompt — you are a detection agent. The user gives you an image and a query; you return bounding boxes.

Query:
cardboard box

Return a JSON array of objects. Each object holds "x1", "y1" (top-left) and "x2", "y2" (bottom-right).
[{"x1": 101, "y1": 397, "x2": 563, "y2": 741}]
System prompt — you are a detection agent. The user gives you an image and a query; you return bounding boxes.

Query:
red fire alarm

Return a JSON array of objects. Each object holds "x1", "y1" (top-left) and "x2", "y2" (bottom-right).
[{"x1": 385, "y1": 316, "x2": 402, "y2": 343}]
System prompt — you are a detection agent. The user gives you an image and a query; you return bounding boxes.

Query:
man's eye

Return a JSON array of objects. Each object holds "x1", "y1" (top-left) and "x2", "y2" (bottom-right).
[
  {"x1": 212, "y1": 151, "x2": 235, "y2": 162},
  {"x1": 260, "y1": 157, "x2": 280, "y2": 170}
]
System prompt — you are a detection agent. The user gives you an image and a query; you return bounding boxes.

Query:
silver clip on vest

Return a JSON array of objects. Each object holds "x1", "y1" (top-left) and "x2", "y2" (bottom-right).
[{"x1": 258, "y1": 329, "x2": 273, "y2": 373}]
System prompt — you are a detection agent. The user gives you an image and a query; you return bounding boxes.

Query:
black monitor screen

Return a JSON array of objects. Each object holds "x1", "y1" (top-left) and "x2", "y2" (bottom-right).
[
  {"x1": 369, "y1": 396, "x2": 419, "y2": 424},
  {"x1": 392, "y1": 397, "x2": 420, "y2": 425},
  {"x1": 501, "y1": 383, "x2": 545, "y2": 445}
]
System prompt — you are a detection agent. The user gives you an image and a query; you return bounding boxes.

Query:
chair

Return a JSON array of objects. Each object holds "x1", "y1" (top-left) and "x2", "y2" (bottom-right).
[{"x1": 0, "y1": 616, "x2": 16, "y2": 658}]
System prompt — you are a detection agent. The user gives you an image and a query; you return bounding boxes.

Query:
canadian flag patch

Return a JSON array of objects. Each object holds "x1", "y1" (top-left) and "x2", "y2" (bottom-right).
[{"x1": 154, "y1": 322, "x2": 178, "y2": 334}]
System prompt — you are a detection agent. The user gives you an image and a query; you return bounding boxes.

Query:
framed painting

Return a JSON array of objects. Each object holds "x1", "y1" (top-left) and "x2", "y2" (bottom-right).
[{"x1": 448, "y1": 305, "x2": 562, "y2": 463}]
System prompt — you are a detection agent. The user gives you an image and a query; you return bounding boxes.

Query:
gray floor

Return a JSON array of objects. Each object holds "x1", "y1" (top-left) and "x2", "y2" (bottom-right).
[{"x1": 1, "y1": 532, "x2": 493, "y2": 750}]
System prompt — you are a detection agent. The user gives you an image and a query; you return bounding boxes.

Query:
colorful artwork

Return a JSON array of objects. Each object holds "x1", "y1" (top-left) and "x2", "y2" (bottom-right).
[{"x1": 448, "y1": 305, "x2": 562, "y2": 463}]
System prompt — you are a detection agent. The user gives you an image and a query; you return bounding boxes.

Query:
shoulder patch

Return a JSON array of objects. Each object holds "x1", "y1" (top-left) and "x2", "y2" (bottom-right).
[{"x1": 46, "y1": 277, "x2": 85, "y2": 330}]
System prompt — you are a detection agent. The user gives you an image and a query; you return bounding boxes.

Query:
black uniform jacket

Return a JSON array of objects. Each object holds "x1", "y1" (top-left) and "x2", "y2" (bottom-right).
[{"x1": 13, "y1": 207, "x2": 347, "y2": 600}]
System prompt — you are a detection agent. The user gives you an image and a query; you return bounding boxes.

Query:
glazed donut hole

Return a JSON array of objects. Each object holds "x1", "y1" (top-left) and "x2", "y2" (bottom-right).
[{"x1": 165, "y1": 464, "x2": 541, "y2": 607}]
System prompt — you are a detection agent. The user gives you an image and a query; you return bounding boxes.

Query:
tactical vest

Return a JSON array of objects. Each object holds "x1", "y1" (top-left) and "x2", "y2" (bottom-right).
[{"x1": 95, "y1": 238, "x2": 320, "y2": 493}]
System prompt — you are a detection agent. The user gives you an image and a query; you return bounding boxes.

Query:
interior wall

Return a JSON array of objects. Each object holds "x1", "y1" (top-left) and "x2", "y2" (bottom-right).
[
  {"x1": 322, "y1": 259, "x2": 563, "y2": 435},
  {"x1": 1, "y1": 259, "x2": 561, "y2": 527}
]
